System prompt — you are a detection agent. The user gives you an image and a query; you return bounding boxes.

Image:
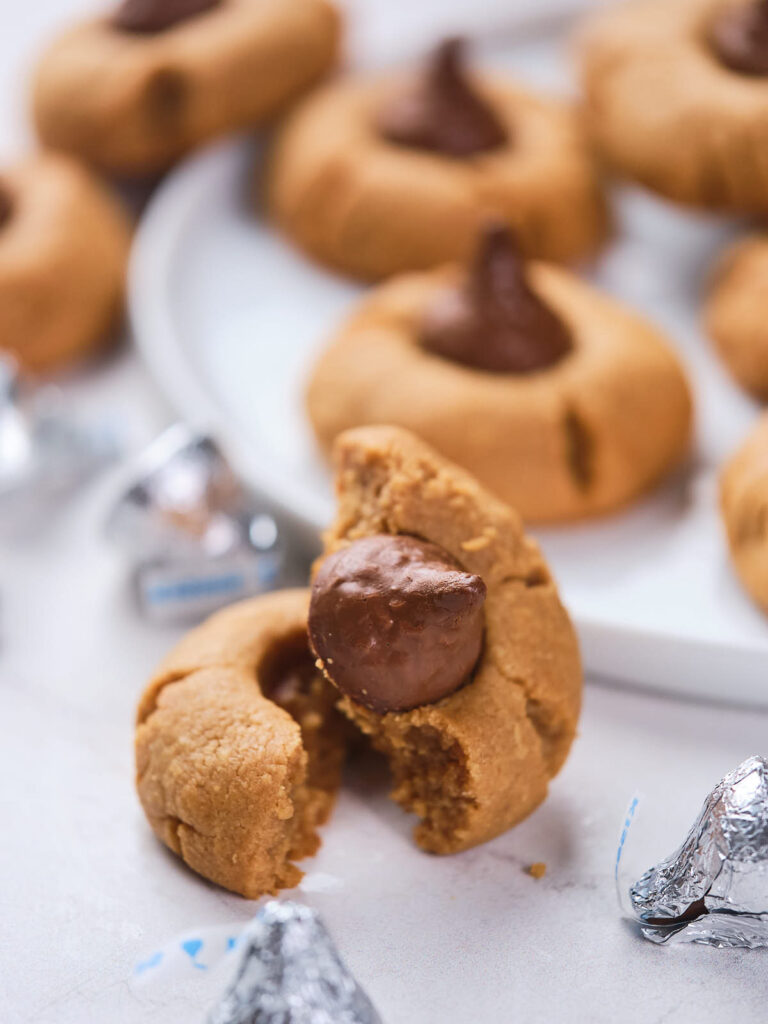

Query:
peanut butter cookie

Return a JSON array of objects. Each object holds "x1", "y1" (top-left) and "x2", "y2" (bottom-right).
[
  {"x1": 34, "y1": 0, "x2": 340, "y2": 176},
  {"x1": 306, "y1": 226, "x2": 693, "y2": 523},
  {"x1": 267, "y1": 39, "x2": 608, "y2": 281},
  {"x1": 580, "y1": 0, "x2": 768, "y2": 211},
  {"x1": 310, "y1": 425, "x2": 582, "y2": 854},
  {"x1": 136, "y1": 428, "x2": 582, "y2": 891},
  {"x1": 0, "y1": 153, "x2": 129, "y2": 373},
  {"x1": 706, "y1": 234, "x2": 768, "y2": 399},
  {"x1": 721, "y1": 413, "x2": 768, "y2": 613},
  {"x1": 135, "y1": 589, "x2": 347, "y2": 898}
]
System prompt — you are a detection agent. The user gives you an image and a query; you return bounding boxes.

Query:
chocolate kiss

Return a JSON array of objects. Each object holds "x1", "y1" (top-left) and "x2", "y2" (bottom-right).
[
  {"x1": 113, "y1": 0, "x2": 220, "y2": 33},
  {"x1": 420, "y1": 225, "x2": 573, "y2": 374},
  {"x1": 710, "y1": 0, "x2": 768, "y2": 76},
  {"x1": 308, "y1": 534, "x2": 486, "y2": 714},
  {"x1": 376, "y1": 38, "x2": 508, "y2": 157}
]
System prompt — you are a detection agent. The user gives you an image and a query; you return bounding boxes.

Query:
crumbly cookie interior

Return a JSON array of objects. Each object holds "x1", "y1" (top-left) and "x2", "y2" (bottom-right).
[
  {"x1": 341, "y1": 706, "x2": 475, "y2": 852},
  {"x1": 257, "y1": 631, "x2": 349, "y2": 860}
]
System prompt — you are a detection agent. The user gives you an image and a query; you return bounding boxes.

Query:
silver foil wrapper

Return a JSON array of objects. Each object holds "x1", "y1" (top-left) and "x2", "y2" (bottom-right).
[
  {"x1": 105, "y1": 425, "x2": 300, "y2": 624},
  {"x1": 630, "y1": 755, "x2": 768, "y2": 947},
  {"x1": 207, "y1": 901, "x2": 381, "y2": 1024},
  {"x1": 0, "y1": 357, "x2": 119, "y2": 534}
]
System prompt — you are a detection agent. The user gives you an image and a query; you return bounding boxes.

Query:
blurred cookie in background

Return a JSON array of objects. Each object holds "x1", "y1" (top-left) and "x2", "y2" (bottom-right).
[
  {"x1": 721, "y1": 413, "x2": 768, "y2": 614},
  {"x1": 0, "y1": 152, "x2": 130, "y2": 373},
  {"x1": 32, "y1": 0, "x2": 340, "y2": 177},
  {"x1": 306, "y1": 225, "x2": 692, "y2": 523},
  {"x1": 579, "y1": 0, "x2": 768, "y2": 213},
  {"x1": 267, "y1": 38, "x2": 609, "y2": 281},
  {"x1": 705, "y1": 234, "x2": 768, "y2": 401}
]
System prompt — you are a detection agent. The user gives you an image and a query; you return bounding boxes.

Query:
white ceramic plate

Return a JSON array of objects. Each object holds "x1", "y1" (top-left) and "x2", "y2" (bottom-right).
[{"x1": 129, "y1": 34, "x2": 768, "y2": 705}]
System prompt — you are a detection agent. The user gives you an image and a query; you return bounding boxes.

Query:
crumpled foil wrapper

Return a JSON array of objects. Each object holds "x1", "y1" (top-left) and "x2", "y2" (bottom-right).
[
  {"x1": 105, "y1": 424, "x2": 302, "y2": 624},
  {"x1": 630, "y1": 755, "x2": 768, "y2": 947},
  {"x1": 207, "y1": 901, "x2": 382, "y2": 1024},
  {"x1": 0, "y1": 356, "x2": 119, "y2": 534}
]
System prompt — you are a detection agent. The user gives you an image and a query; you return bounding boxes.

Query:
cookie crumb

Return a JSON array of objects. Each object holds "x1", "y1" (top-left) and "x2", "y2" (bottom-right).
[
  {"x1": 461, "y1": 533, "x2": 493, "y2": 552},
  {"x1": 527, "y1": 862, "x2": 546, "y2": 879}
]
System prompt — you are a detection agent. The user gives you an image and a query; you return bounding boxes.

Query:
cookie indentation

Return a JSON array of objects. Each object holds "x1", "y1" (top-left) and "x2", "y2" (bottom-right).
[
  {"x1": 259, "y1": 631, "x2": 319, "y2": 705},
  {"x1": 563, "y1": 408, "x2": 595, "y2": 491},
  {"x1": 258, "y1": 631, "x2": 348, "y2": 816}
]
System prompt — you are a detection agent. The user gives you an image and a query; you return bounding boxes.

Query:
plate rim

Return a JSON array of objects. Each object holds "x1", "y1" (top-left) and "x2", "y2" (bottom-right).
[{"x1": 128, "y1": 136, "x2": 333, "y2": 544}]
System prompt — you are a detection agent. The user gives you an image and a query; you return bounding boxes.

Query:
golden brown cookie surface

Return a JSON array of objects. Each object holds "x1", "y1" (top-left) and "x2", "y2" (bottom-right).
[
  {"x1": 721, "y1": 414, "x2": 768, "y2": 613},
  {"x1": 706, "y1": 234, "x2": 768, "y2": 399},
  {"x1": 316, "y1": 425, "x2": 582, "y2": 854},
  {"x1": 267, "y1": 67, "x2": 608, "y2": 280},
  {"x1": 0, "y1": 153, "x2": 129, "y2": 373},
  {"x1": 579, "y1": 0, "x2": 768, "y2": 211},
  {"x1": 306, "y1": 256, "x2": 693, "y2": 523},
  {"x1": 135, "y1": 589, "x2": 347, "y2": 899},
  {"x1": 33, "y1": 0, "x2": 340, "y2": 175}
]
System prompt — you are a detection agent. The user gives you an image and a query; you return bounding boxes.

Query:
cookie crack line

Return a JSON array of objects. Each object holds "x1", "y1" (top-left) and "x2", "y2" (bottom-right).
[
  {"x1": 498, "y1": 568, "x2": 550, "y2": 588},
  {"x1": 482, "y1": 647, "x2": 563, "y2": 763},
  {"x1": 138, "y1": 646, "x2": 291, "y2": 726},
  {"x1": 563, "y1": 405, "x2": 595, "y2": 491},
  {"x1": 162, "y1": 812, "x2": 206, "y2": 842}
]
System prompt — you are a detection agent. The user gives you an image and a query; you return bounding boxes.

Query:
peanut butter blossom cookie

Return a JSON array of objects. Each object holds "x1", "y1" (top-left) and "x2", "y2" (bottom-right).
[
  {"x1": 307, "y1": 226, "x2": 693, "y2": 523},
  {"x1": 721, "y1": 413, "x2": 768, "y2": 613},
  {"x1": 267, "y1": 39, "x2": 608, "y2": 280},
  {"x1": 705, "y1": 234, "x2": 768, "y2": 399},
  {"x1": 0, "y1": 153, "x2": 130, "y2": 373},
  {"x1": 33, "y1": 0, "x2": 340, "y2": 175},
  {"x1": 310, "y1": 426, "x2": 582, "y2": 854},
  {"x1": 136, "y1": 428, "x2": 581, "y2": 894},
  {"x1": 580, "y1": 0, "x2": 768, "y2": 211},
  {"x1": 135, "y1": 589, "x2": 348, "y2": 898}
]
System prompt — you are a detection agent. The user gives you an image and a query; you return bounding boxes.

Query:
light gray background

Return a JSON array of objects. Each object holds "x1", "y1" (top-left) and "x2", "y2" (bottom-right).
[{"x1": 2, "y1": 3, "x2": 768, "y2": 1022}]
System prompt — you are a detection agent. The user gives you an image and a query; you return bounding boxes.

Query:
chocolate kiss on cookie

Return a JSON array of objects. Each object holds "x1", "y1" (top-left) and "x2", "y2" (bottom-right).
[
  {"x1": 420, "y1": 224, "x2": 573, "y2": 373},
  {"x1": 113, "y1": 0, "x2": 220, "y2": 33},
  {"x1": 376, "y1": 38, "x2": 507, "y2": 157},
  {"x1": 710, "y1": 0, "x2": 768, "y2": 76},
  {"x1": 308, "y1": 534, "x2": 486, "y2": 713}
]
